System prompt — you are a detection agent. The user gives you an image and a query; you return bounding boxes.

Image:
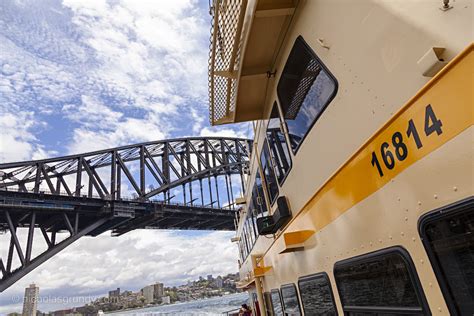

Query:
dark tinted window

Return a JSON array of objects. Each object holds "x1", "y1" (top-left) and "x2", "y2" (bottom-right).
[
  {"x1": 271, "y1": 289, "x2": 284, "y2": 316},
  {"x1": 334, "y1": 248, "x2": 428, "y2": 315},
  {"x1": 240, "y1": 170, "x2": 269, "y2": 262},
  {"x1": 250, "y1": 171, "x2": 268, "y2": 218},
  {"x1": 281, "y1": 284, "x2": 301, "y2": 316},
  {"x1": 420, "y1": 198, "x2": 474, "y2": 315},
  {"x1": 299, "y1": 273, "x2": 337, "y2": 315},
  {"x1": 266, "y1": 103, "x2": 292, "y2": 184},
  {"x1": 264, "y1": 292, "x2": 274, "y2": 316},
  {"x1": 277, "y1": 36, "x2": 337, "y2": 154},
  {"x1": 246, "y1": 216, "x2": 255, "y2": 246},
  {"x1": 260, "y1": 140, "x2": 279, "y2": 204}
]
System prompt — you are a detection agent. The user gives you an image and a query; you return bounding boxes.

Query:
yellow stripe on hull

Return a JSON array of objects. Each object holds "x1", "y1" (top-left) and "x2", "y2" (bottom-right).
[{"x1": 294, "y1": 43, "x2": 473, "y2": 233}]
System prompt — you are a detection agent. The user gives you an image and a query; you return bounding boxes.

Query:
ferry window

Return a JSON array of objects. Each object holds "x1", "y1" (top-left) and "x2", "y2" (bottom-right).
[
  {"x1": 271, "y1": 289, "x2": 284, "y2": 316},
  {"x1": 298, "y1": 273, "x2": 337, "y2": 315},
  {"x1": 334, "y1": 247, "x2": 429, "y2": 315},
  {"x1": 266, "y1": 102, "x2": 292, "y2": 185},
  {"x1": 246, "y1": 219, "x2": 254, "y2": 249},
  {"x1": 250, "y1": 212, "x2": 257, "y2": 241},
  {"x1": 260, "y1": 139, "x2": 279, "y2": 204},
  {"x1": 252, "y1": 293, "x2": 261, "y2": 315},
  {"x1": 281, "y1": 284, "x2": 301, "y2": 316},
  {"x1": 242, "y1": 224, "x2": 250, "y2": 257},
  {"x1": 247, "y1": 213, "x2": 256, "y2": 244},
  {"x1": 254, "y1": 169, "x2": 268, "y2": 216},
  {"x1": 277, "y1": 36, "x2": 338, "y2": 154},
  {"x1": 419, "y1": 198, "x2": 474, "y2": 315},
  {"x1": 248, "y1": 190, "x2": 261, "y2": 239},
  {"x1": 264, "y1": 292, "x2": 274, "y2": 316}
]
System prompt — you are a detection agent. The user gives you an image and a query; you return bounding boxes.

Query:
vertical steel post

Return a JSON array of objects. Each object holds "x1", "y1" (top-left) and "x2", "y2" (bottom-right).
[
  {"x1": 6, "y1": 234, "x2": 15, "y2": 272},
  {"x1": 229, "y1": 174, "x2": 234, "y2": 210},
  {"x1": 88, "y1": 176, "x2": 93, "y2": 198},
  {"x1": 74, "y1": 212, "x2": 79, "y2": 234},
  {"x1": 140, "y1": 146, "x2": 145, "y2": 198},
  {"x1": 25, "y1": 212, "x2": 36, "y2": 263},
  {"x1": 75, "y1": 157, "x2": 82, "y2": 197},
  {"x1": 225, "y1": 174, "x2": 231, "y2": 209},
  {"x1": 214, "y1": 175, "x2": 220, "y2": 208},
  {"x1": 111, "y1": 151, "x2": 116, "y2": 200},
  {"x1": 34, "y1": 164, "x2": 41, "y2": 193},
  {"x1": 116, "y1": 163, "x2": 121, "y2": 200}
]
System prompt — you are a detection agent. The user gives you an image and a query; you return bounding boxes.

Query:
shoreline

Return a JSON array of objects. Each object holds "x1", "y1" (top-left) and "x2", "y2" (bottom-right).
[{"x1": 105, "y1": 292, "x2": 247, "y2": 315}]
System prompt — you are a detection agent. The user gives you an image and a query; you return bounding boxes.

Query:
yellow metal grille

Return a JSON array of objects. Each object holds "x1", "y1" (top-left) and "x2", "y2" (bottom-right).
[{"x1": 208, "y1": 0, "x2": 247, "y2": 125}]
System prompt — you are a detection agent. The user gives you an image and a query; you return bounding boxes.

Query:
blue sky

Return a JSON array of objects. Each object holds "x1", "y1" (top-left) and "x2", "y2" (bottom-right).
[
  {"x1": 0, "y1": 0, "x2": 251, "y2": 313},
  {"x1": 0, "y1": 0, "x2": 250, "y2": 161}
]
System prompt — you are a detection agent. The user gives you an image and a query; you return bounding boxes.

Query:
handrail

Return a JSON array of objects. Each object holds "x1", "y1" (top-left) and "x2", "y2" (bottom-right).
[{"x1": 221, "y1": 307, "x2": 240, "y2": 316}]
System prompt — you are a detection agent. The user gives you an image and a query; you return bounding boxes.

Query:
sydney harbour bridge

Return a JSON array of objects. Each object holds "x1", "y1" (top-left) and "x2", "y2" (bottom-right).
[{"x1": 0, "y1": 137, "x2": 251, "y2": 292}]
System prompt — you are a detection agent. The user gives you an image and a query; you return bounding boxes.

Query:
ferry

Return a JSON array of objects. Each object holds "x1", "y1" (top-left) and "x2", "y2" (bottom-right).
[{"x1": 208, "y1": 0, "x2": 473, "y2": 315}]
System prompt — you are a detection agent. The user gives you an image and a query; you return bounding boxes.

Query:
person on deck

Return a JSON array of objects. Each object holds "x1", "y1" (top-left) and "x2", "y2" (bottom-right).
[{"x1": 239, "y1": 303, "x2": 252, "y2": 316}]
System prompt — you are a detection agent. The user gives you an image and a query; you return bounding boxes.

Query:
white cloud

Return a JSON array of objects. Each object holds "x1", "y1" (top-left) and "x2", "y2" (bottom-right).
[
  {"x1": 0, "y1": 109, "x2": 53, "y2": 162},
  {"x1": 0, "y1": 0, "x2": 216, "y2": 157},
  {"x1": 62, "y1": 95, "x2": 124, "y2": 128},
  {"x1": 62, "y1": 96, "x2": 169, "y2": 154},
  {"x1": 200, "y1": 126, "x2": 249, "y2": 139}
]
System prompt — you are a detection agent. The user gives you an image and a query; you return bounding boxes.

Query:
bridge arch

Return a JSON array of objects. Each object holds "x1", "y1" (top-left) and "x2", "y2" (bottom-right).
[{"x1": 0, "y1": 137, "x2": 251, "y2": 292}]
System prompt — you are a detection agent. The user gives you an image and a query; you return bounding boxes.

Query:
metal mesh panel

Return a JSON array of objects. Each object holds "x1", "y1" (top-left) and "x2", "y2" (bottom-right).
[
  {"x1": 208, "y1": 0, "x2": 247, "y2": 125},
  {"x1": 284, "y1": 60, "x2": 321, "y2": 120}
]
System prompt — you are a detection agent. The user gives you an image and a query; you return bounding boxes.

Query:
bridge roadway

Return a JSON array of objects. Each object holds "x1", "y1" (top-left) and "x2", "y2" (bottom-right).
[{"x1": 0, "y1": 137, "x2": 251, "y2": 292}]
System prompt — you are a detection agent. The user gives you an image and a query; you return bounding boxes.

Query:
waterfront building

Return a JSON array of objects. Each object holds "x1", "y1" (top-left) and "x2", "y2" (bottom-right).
[
  {"x1": 161, "y1": 296, "x2": 171, "y2": 304},
  {"x1": 153, "y1": 282, "x2": 164, "y2": 298},
  {"x1": 215, "y1": 276, "x2": 223, "y2": 288},
  {"x1": 207, "y1": 274, "x2": 213, "y2": 281},
  {"x1": 108, "y1": 288, "x2": 120, "y2": 300},
  {"x1": 22, "y1": 283, "x2": 39, "y2": 316},
  {"x1": 140, "y1": 282, "x2": 164, "y2": 304},
  {"x1": 141, "y1": 285, "x2": 154, "y2": 304}
]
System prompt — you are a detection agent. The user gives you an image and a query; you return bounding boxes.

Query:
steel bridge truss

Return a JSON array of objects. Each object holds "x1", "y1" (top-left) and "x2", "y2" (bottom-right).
[{"x1": 0, "y1": 137, "x2": 251, "y2": 292}]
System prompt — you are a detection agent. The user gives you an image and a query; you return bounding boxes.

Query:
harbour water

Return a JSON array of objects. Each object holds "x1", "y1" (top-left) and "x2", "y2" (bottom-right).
[{"x1": 107, "y1": 292, "x2": 248, "y2": 316}]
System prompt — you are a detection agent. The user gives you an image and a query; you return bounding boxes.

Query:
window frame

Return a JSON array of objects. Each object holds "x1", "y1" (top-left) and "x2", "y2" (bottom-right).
[
  {"x1": 242, "y1": 224, "x2": 250, "y2": 258},
  {"x1": 270, "y1": 288, "x2": 285, "y2": 316},
  {"x1": 266, "y1": 101, "x2": 293, "y2": 186},
  {"x1": 264, "y1": 291, "x2": 275, "y2": 316},
  {"x1": 333, "y1": 246, "x2": 430, "y2": 315},
  {"x1": 241, "y1": 168, "x2": 270, "y2": 263},
  {"x1": 297, "y1": 272, "x2": 338, "y2": 315},
  {"x1": 254, "y1": 167, "x2": 269, "y2": 217},
  {"x1": 260, "y1": 139, "x2": 280, "y2": 206},
  {"x1": 280, "y1": 283, "x2": 302, "y2": 316},
  {"x1": 418, "y1": 196, "x2": 474, "y2": 316},
  {"x1": 277, "y1": 35, "x2": 339, "y2": 155},
  {"x1": 246, "y1": 211, "x2": 256, "y2": 245}
]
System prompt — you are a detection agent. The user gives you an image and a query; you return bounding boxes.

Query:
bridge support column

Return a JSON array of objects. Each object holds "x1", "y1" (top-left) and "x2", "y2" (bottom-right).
[{"x1": 0, "y1": 213, "x2": 110, "y2": 293}]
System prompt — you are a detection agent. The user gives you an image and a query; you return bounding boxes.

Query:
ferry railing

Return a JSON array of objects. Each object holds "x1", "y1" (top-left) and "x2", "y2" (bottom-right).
[{"x1": 221, "y1": 307, "x2": 240, "y2": 316}]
